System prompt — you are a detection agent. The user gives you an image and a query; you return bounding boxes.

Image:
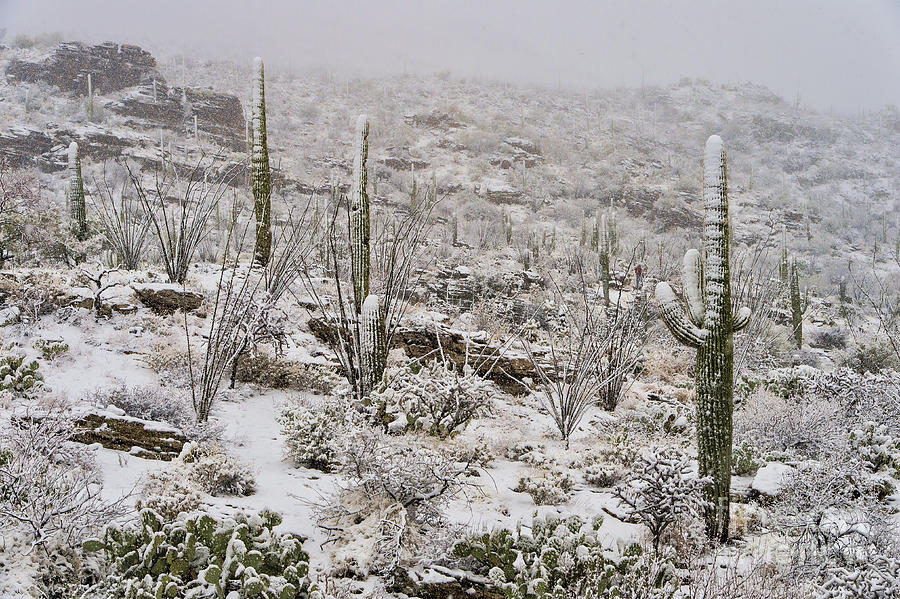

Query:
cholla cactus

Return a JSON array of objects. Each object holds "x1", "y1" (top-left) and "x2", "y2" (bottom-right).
[
  {"x1": 67, "y1": 142, "x2": 88, "y2": 241},
  {"x1": 654, "y1": 135, "x2": 751, "y2": 542},
  {"x1": 360, "y1": 294, "x2": 386, "y2": 397},
  {"x1": 250, "y1": 57, "x2": 272, "y2": 266},
  {"x1": 349, "y1": 114, "x2": 370, "y2": 311}
]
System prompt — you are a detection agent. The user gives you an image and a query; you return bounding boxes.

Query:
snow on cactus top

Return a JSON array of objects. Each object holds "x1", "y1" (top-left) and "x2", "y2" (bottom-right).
[
  {"x1": 704, "y1": 134, "x2": 724, "y2": 189},
  {"x1": 68, "y1": 141, "x2": 78, "y2": 167}
]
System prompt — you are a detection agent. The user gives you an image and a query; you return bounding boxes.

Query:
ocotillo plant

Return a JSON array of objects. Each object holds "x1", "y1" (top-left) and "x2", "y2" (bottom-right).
[
  {"x1": 789, "y1": 257, "x2": 805, "y2": 348},
  {"x1": 251, "y1": 57, "x2": 272, "y2": 266},
  {"x1": 655, "y1": 135, "x2": 751, "y2": 543},
  {"x1": 67, "y1": 142, "x2": 88, "y2": 241},
  {"x1": 350, "y1": 114, "x2": 371, "y2": 313}
]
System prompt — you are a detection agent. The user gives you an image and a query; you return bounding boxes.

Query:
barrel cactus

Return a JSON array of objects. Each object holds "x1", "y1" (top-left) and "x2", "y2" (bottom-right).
[
  {"x1": 67, "y1": 142, "x2": 88, "y2": 241},
  {"x1": 654, "y1": 135, "x2": 751, "y2": 542},
  {"x1": 251, "y1": 57, "x2": 272, "y2": 267}
]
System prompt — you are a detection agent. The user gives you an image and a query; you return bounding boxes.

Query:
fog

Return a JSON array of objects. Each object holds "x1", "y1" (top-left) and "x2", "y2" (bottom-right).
[{"x1": 2, "y1": 0, "x2": 899, "y2": 113}]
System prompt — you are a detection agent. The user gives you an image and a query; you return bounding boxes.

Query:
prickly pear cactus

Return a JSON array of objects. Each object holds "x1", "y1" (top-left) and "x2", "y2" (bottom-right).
[
  {"x1": 85, "y1": 508, "x2": 316, "y2": 599},
  {"x1": 251, "y1": 57, "x2": 272, "y2": 267},
  {"x1": 67, "y1": 142, "x2": 88, "y2": 241},
  {"x1": 0, "y1": 354, "x2": 42, "y2": 395},
  {"x1": 654, "y1": 135, "x2": 751, "y2": 542}
]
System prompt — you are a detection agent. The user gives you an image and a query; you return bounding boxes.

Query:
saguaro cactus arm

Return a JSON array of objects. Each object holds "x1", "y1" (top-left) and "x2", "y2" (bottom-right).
[
  {"x1": 683, "y1": 248, "x2": 705, "y2": 326},
  {"x1": 655, "y1": 282, "x2": 706, "y2": 347},
  {"x1": 733, "y1": 306, "x2": 752, "y2": 332}
]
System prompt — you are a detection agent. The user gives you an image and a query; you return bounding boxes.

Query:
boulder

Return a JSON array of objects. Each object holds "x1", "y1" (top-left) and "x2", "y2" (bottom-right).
[
  {"x1": 72, "y1": 409, "x2": 187, "y2": 460},
  {"x1": 132, "y1": 284, "x2": 203, "y2": 315},
  {"x1": 750, "y1": 461, "x2": 795, "y2": 497},
  {"x1": 390, "y1": 566, "x2": 503, "y2": 599}
]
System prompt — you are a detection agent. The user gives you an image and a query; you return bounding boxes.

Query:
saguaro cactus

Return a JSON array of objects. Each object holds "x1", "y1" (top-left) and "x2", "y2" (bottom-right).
[
  {"x1": 360, "y1": 294, "x2": 387, "y2": 397},
  {"x1": 251, "y1": 57, "x2": 272, "y2": 267},
  {"x1": 67, "y1": 142, "x2": 88, "y2": 241},
  {"x1": 349, "y1": 114, "x2": 371, "y2": 312},
  {"x1": 789, "y1": 257, "x2": 804, "y2": 348},
  {"x1": 599, "y1": 213, "x2": 613, "y2": 305},
  {"x1": 654, "y1": 135, "x2": 751, "y2": 542}
]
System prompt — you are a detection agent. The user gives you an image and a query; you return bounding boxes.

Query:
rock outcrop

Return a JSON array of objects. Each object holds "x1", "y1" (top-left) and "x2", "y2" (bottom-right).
[{"x1": 132, "y1": 284, "x2": 203, "y2": 315}]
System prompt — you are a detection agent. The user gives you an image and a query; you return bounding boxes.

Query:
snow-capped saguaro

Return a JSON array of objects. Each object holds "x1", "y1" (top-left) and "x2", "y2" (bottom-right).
[
  {"x1": 350, "y1": 114, "x2": 371, "y2": 312},
  {"x1": 654, "y1": 135, "x2": 751, "y2": 543},
  {"x1": 67, "y1": 142, "x2": 88, "y2": 241},
  {"x1": 360, "y1": 293, "x2": 386, "y2": 397},
  {"x1": 250, "y1": 56, "x2": 271, "y2": 267}
]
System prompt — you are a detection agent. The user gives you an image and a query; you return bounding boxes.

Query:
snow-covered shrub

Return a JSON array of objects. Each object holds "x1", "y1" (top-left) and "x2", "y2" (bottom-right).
[
  {"x1": 278, "y1": 399, "x2": 343, "y2": 471},
  {"x1": 89, "y1": 384, "x2": 193, "y2": 429},
  {"x1": 136, "y1": 468, "x2": 203, "y2": 520},
  {"x1": 810, "y1": 327, "x2": 848, "y2": 350},
  {"x1": 773, "y1": 458, "x2": 896, "y2": 570},
  {"x1": 735, "y1": 387, "x2": 845, "y2": 459},
  {"x1": 453, "y1": 514, "x2": 679, "y2": 598},
  {"x1": 0, "y1": 352, "x2": 42, "y2": 395},
  {"x1": 371, "y1": 360, "x2": 494, "y2": 438},
  {"x1": 0, "y1": 404, "x2": 124, "y2": 547},
  {"x1": 507, "y1": 441, "x2": 556, "y2": 467},
  {"x1": 732, "y1": 440, "x2": 763, "y2": 476},
  {"x1": 817, "y1": 555, "x2": 900, "y2": 598},
  {"x1": 179, "y1": 441, "x2": 256, "y2": 496},
  {"x1": 318, "y1": 428, "x2": 470, "y2": 578},
  {"x1": 236, "y1": 354, "x2": 341, "y2": 393},
  {"x1": 613, "y1": 446, "x2": 708, "y2": 552},
  {"x1": 85, "y1": 508, "x2": 316, "y2": 599},
  {"x1": 32, "y1": 338, "x2": 69, "y2": 361},
  {"x1": 849, "y1": 421, "x2": 900, "y2": 476},
  {"x1": 841, "y1": 339, "x2": 898, "y2": 375},
  {"x1": 583, "y1": 464, "x2": 625, "y2": 487},
  {"x1": 514, "y1": 470, "x2": 574, "y2": 505}
]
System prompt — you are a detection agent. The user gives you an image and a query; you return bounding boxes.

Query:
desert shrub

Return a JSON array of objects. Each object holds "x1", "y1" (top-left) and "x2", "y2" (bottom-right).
[
  {"x1": 735, "y1": 387, "x2": 846, "y2": 459},
  {"x1": 236, "y1": 354, "x2": 341, "y2": 393},
  {"x1": 453, "y1": 513, "x2": 679, "y2": 598},
  {"x1": 89, "y1": 384, "x2": 193, "y2": 429},
  {"x1": 732, "y1": 440, "x2": 763, "y2": 476},
  {"x1": 0, "y1": 352, "x2": 42, "y2": 395},
  {"x1": 613, "y1": 446, "x2": 708, "y2": 552},
  {"x1": 0, "y1": 404, "x2": 125, "y2": 548},
  {"x1": 372, "y1": 360, "x2": 494, "y2": 438},
  {"x1": 32, "y1": 338, "x2": 69, "y2": 361},
  {"x1": 811, "y1": 327, "x2": 848, "y2": 350},
  {"x1": 278, "y1": 399, "x2": 343, "y2": 471},
  {"x1": 849, "y1": 421, "x2": 900, "y2": 476},
  {"x1": 179, "y1": 441, "x2": 256, "y2": 496},
  {"x1": 317, "y1": 428, "x2": 470, "y2": 579},
  {"x1": 136, "y1": 469, "x2": 203, "y2": 520},
  {"x1": 85, "y1": 509, "x2": 316, "y2": 599},
  {"x1": 583, "y1": 464, "x2": 626, "y2": 487},
  {"x1": 506, "y1": 441, "x2": 556, "y2": 467},
  {"x1": 842, "y1": 340, "x2": 898, "y2": 375},
  {"x1": 817, "y1": 555, "x2": 900, "y2": 598},
  {"x1": 514, "y1": 470, "x2": 574, "y2": 505}
]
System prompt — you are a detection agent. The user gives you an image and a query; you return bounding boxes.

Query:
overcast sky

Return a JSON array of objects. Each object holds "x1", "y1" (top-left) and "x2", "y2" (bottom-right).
[{"x1": 2, "y1": 0, "x2": 899, "y2": 113}]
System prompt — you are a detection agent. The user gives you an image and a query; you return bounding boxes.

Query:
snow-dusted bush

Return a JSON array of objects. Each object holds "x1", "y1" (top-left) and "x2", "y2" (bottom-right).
[
  {"x1": 514, "y1": 470, "x2": 574, "y2": 505},
  {"x1": 278, "y1": 399, "x2": 343, "y2": 471},
  {"x1": 0, "y1": 404, "x2": 125, "y2": 548},
  {"x1": 613, "y1": 446, "x2": 708, "y2": 552},
  {"x1": 583, "y1": 463, "x2": 625, "y2": 487},
  {"x1": 453, "y1": 514, "x2": 679, "y2": 598},
  {"x1": 85, "y1": 508, "x2": 316, "y2": 599},
  {"x1": 179, "y1": 441, "x2": 256, "y2": 496},
  {"x1": 32, "y1": 338, "x2": 69, "y2": 361},
  {"x1": 841, "y1": 339, "x2": 898, "y2": 375},
  {"x1": 735, "y1": 387, "x2": 846, "y2": 459},
  {"x1": 507, "y1": 441, "x2": 556, "y2": 467},
  {"x1": 849, "y1": 421, "x2": 900, "y2": 476},
  {"x1": 0, "y1": 352, "x2": 42, "y2": 395},
  {"x1": 817, "y1": 555, "x2": 900, "y2": 598},
  {"x1": 89, "y1": 384, "x2": 193, "y2": 429},
  {"x1": 318, "y1": 428, "x2": 471, "y2": 578},
  {"x1": 773, "y1": 458, "x2": 896, "y2": 570},
  {"x1": 371, "y1": 360, "x2": 494, "y2": 438},
  {"x1": 136, "y1": 468, "x2": 204, "y2": 520}
]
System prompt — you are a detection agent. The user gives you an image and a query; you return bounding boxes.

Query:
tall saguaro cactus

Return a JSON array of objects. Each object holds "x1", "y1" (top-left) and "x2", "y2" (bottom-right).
[
  {"x1": 349, "y1": 114, "x2": 371, "y2": 312},
  {"x1": 789, "y1": 257, "x2": 804, "y2": 348},
  {"x1": 251, "y1": 57, "x2": 272, "y2": 266},
  {"x1": 654, "y1": 135, "x2": 751, "y2": 542},
  {"x1": 599, "y1": 213, "x2": 613, "y2": 305},
  {"x1": 67, "y1": 142, "x2": 88, "y2": 241},
  {"x1": 360, "y1": 294, "x2": 387, "y2": 397}
]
